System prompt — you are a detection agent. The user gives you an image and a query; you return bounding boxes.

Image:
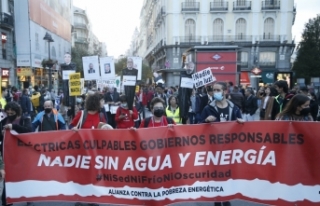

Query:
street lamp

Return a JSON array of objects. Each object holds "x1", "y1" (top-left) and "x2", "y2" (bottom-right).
[{"x1": 43, "y1": 32, "x2": 54, "y2": 91}]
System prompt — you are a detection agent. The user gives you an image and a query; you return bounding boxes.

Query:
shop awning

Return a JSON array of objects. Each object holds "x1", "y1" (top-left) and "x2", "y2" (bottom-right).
[
  {"x1": 261, "y1": 69, "x2": 278, "y2": 84},
  {"x1": 240, "y1": 72, "x2": 250, "y2": 84}
]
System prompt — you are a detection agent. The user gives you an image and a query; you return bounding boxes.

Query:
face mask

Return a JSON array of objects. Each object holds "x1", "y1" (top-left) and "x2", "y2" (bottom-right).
[
  {"x1": 121, "y1": 103, "x2": 128, "y2": 108},
  {"x1": 214, "y1": 92, "x2": 224, "y2": 101},
  {"x1": 7, "y1": 115, "x2": 17, "y2": 122},
  {"x1": 153, "y1": 109, "x2": 164, "y2": 117},
  {"x1": 45, "y1": 108, "x2": 52, "y2": 114},
  {"x1": 300, "y1": 107, "x2": 310, "y2": 116},
  {"x1": 76, "y1": 98, "x2": 83, "y2": 103}
]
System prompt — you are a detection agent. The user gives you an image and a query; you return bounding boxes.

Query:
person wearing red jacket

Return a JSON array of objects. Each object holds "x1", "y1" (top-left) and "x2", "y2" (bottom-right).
[{"x1": 115, "y1": 95, "x2": 138, "y2": 129}]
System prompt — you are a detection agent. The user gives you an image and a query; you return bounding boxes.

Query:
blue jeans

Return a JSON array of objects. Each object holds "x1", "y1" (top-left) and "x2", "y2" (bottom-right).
[{"x1": 188, "y1": 112, "x2": 196, "y2": 124}]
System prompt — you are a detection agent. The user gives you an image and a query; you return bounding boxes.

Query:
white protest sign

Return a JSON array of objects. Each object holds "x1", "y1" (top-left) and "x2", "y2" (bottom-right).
[
  {"x1": 123, "y1": 75, "x2": 137, "y2": 86},
  {"x1": 62, "y1": 70, "x2": 75, "y2": 80},
  {"x1": 180, "y1": 77, "x2": 194, "y2": 89},
  {"x1": 110, "y1": 106, "x2": 119, "y2": 114},
  {"x1": 192, "y1": 68, "x2": 216, "y2": 88},
  {"x1": 96, "y1": 77, "x2": 121, "y2": 92}
]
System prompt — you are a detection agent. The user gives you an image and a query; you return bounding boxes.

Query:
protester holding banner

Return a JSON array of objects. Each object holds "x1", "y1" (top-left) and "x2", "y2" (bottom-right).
[
  {"x1": 276, "y1": 94, "x2": 313, "y2": 121},
  {"x1": 201, "y1": 82, "x2": 243, "y2": 123},
  {"x1": 32, "y1": 100, "x2": 66, "y2": 132},
  {"x1": 140, "y1": 97, "x2": 175, "y2": 128},
  {"x1": 70, "y1": 92, "x2": 107, "y2": 129},
  {"x1": 115, "y1": 95, "x2": 138, "y2": 129},
  {"x1": 1, "y1": 102, "x2": 32, "y2": 134},
  {"x1": 165, "y1": 95, "x2": 181, "y2": 124},
  {"x1": 0, "y1": 154, "x2": 4, "y2": 205},
  {"x1": 1, "y1": 101, "x2": 32, "y2": 205}
]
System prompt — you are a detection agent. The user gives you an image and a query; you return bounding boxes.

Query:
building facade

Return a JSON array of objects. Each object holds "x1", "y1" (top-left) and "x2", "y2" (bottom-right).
[
  {"x1": 131, "y1": 0, "x2": 296, "y2": 87},
  {"x1": 0, "y1": 0, "x2": 15, "y2": 87},
  {"x1": 73, "y1": 6, "x2": 108, "y2": 56},
  {"x1": 14, "y1": 0, "x2": 73, "y2": 89},
  {"x1": 73, "y1": 6, "x2": 90, "y2": 50}
]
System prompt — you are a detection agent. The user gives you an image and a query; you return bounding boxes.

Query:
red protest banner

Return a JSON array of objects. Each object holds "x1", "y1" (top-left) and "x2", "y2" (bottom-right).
[{"x1": 3, "y1": 121, "x2": 320, "y2": 205}]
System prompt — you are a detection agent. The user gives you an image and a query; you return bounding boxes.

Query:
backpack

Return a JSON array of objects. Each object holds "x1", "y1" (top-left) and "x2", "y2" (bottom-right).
[
  {"x1": 30, "y1": 92, "x2": 41, "y2": 107},
  {"x1": 143, "y1": 116, "x2": 173, "y2": 128},
  {"x1": 76, "y1": 110, "x2": 106, "y2": 129}
]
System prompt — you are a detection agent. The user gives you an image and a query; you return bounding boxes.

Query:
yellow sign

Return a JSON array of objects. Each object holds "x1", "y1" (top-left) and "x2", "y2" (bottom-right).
[
  {"x1": 135, "y1": 85, "x2": 140, "y2": 93},
  {"x1": 17, "y1": 68, "x2": 33, "y2": 76},
  {"x1": 69, "y1": 73, "x2": 81, "y2": 96}
]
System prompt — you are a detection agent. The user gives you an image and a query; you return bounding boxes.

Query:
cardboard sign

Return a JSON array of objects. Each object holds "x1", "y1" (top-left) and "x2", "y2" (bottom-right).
[
  {"x1": 69, "y1": 73, "x2": 81, "y2": 96},
  {"x1": 62, "y1": 70, "x2": 75, "y2": 80},
  {"x1": 180, "y1": 77, "x2": 194, "y2": 89},
  {"x1": 192, "y1": 68, "x2": 216, "y2": 88}
]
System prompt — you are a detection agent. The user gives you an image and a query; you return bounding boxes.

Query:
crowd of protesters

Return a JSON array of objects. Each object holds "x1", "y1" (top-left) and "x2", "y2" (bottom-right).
[{"x1": 0, "y1": 79, "x2": 318, "y2": 205}]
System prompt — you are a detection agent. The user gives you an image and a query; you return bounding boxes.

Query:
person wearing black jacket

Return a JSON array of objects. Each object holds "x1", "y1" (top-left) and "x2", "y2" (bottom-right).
[
  {"x1": 243, "y1": 88, "x2": 258, "y2": 121},
  {"x1": 20, "y1": 89, "x2": 32, "y2": 118},
  {"x1": 199, "y1": 86, "x2": 214, "y2": 114},
  {"x1": 104, "y1": 87, "x2": 120, "y2": 128},
  {"x1": 271, "y1": 80, "x2": 294, "y2": 120},
  {"x1": 308, "y1": 92, "x2": 318, "y2": 121},
  {"x1": 153, "y1": 83, "x2": 167, "y2": 107},
  {"x1": 0, "y1": 101, "x2": 32, "y2": 205}
]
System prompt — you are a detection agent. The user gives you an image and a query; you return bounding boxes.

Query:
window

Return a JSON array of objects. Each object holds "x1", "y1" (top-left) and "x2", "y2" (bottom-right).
[
  {"x1": 213, "y1": 18, "x2": 224, "y2": 41},
  {"x1": 241, "y1": 52, "x2": 248, "y2": 66},
  {"x1": 235, "y1": 18, "x2": 246, "y2": 40},
  {"x1": 259, "y1": 52, "x2": 276, "y2": 66},
  {"x1": 35, "y1": 33, "x2": 39, "y2": 51},
  {"x1": 59, "y1": 44, "x2": 61, "y2": 57},
  {"x1": 185, "y1": 19, "x2": 196, "y2": 41},
  {"x1": 2, "y1": 42, "x2": 6, "y2": 59},
  {"x1": 185, "y1": 0, "x2": 196, "y2": 7},
  {"x1": 264, "y1": 18, "x2": 275, "y2": 39},
  {"x1": 236, "y1": 0, "x2": 246, "y2": 6},
  {"x1": 45, "y1": 41, "x2": 48, "y2": 53}
]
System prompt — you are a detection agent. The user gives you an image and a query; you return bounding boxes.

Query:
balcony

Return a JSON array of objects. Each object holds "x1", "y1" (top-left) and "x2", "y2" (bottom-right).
[
  {"x1": 181, "y1": 2, "x2": 200, "y2": 12},
  {"x1": 161, "y1": 6, "x2": 166, "y2": 15},
  {"x1": 259, "y1": 61, "x2": 276, "y2": 67},
  {"x1": 262, "y1": 1, "x2": 280, "y2": 10},
  {"x1": 74, "y1": 37, "x2": 88, "y2": 44},
  {"x1": 262, "y1": 34, "x2": 281, "y2": 41},
  {"x1": 0, "y1": 13, "x2": 13, "y2": 29},
  {"x1": 233, "y1": 1, "x2": 251, "y2": 11},
  {"x1": 74, "y1": 23, "x2": 88, "y2": 30},
  {"x1": 208, "y1": 35, "x2": 253, "y2": 42},
  {"x1": 210, "y1": 2, "x2": 228, "y2": 12},
  {"x1": 180, "y1": 36, "x2": 201, "y2": 43}
]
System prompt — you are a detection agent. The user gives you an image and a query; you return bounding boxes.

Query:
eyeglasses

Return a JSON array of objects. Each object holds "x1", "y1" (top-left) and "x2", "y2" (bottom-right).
[
  {"x1": 153, "y1": 107, "x2": 164, "y2": 110},
  {"x1": 213, "y1": 89, "x2": 222, "y2": 92}
]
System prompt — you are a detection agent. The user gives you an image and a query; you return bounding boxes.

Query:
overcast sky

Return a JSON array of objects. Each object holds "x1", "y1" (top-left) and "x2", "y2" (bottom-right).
[{"x1": 73, "y1": 0, "x2": 319, "y2": 57}]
